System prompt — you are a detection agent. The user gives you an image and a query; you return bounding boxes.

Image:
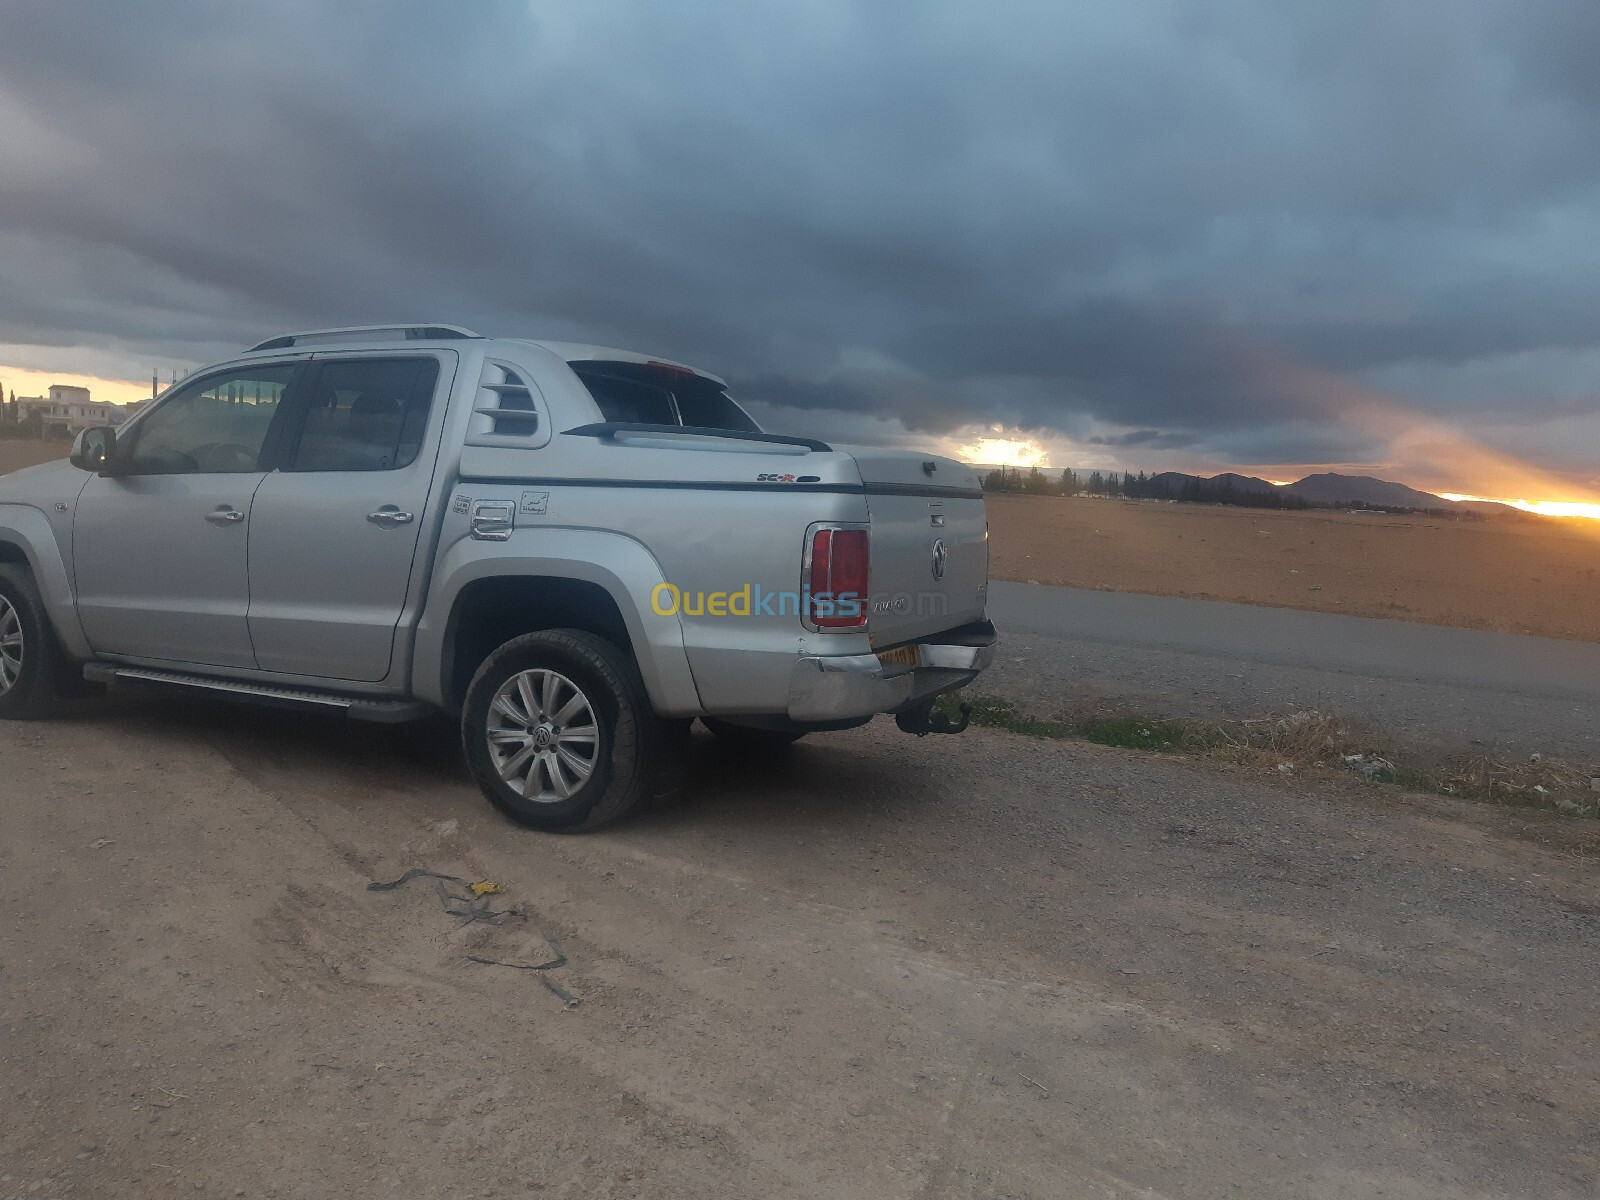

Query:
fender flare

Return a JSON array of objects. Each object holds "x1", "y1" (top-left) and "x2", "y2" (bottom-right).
[
  {"x1": 413, "y1": 527, "x2": 703, "y2": 716},
  {"x1": 0, "y1": 503, "x2": 91, "y2": 659}
]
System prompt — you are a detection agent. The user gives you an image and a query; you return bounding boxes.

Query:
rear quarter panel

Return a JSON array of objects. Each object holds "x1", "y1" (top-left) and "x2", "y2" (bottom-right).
[{"x1": 432, "y1": 436, "x2": 875, "y2": 716}]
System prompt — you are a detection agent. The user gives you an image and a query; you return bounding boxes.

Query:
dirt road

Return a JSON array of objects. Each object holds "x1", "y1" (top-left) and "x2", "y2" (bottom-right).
[
  {"x1": 0, "y1": 442, "x2": 69, "y2": 475},
  {"x1": 3, "y1": 700, "x2": 1597, "y2": 1198}
]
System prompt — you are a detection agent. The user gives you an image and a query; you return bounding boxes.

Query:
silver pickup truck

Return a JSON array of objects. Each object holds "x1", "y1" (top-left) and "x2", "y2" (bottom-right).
[{"x1": 0, "y1": 324, "x2": 996, "y2": 830}]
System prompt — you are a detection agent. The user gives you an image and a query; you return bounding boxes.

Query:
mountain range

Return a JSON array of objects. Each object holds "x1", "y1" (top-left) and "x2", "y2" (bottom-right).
[{"x1": 1139, "y1": 470, "x2": 1504, "y2": 511}]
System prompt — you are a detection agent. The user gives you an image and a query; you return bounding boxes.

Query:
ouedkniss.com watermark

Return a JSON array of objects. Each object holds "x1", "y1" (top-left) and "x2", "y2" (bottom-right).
[{"x1": 649, "y1": 583, "x2": 947, "y2": 619}]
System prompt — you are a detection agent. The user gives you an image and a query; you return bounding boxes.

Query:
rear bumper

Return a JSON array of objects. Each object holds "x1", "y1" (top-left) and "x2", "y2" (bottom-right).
[{"x1": 787, "y1": 620, "x2": 998, "y2": 723}]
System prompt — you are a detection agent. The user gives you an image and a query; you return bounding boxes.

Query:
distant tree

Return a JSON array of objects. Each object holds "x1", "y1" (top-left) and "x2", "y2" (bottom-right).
[
  {"x1": 1086, "y1": 470, "x2": 1104, "y2": 495},
  {"x1": 1060, "y1": 468, "x2": 1081, "y2": 496},
  {"x1": 983, "y1": 466, "x2": 1035, "y2": 494}
]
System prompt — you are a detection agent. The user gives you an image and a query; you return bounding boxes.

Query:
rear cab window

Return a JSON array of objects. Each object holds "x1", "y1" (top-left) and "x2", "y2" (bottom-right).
[{"x1": 569, "y1": 361, "x2": 760, "y2": 433}]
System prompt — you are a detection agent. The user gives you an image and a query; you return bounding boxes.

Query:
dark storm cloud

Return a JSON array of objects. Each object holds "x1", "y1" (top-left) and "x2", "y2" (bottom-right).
[
  {"x1": 4, "y1": 0, "x2": 1600, "y2": 471},
  {"x1": 1088, "y1": 430, "x2": 1201, "y2": 451},
  {"x1": 1207, "y1": 423, "x2": 1391, "y2": 470}
]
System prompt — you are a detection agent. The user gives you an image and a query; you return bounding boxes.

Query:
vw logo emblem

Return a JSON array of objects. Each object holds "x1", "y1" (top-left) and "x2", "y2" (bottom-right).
[{"x1": 930, "y1": 538, "x2": 948, "y2": 581}]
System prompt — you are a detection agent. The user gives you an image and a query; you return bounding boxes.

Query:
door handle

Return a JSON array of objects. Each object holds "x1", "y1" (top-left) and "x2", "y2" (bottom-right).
[
  {"x1": 367, "y1": 509, "x2": 414, "y2": 527},
  {"x1": 205, "y1": 508, "x2": 245, "y2": 525}
]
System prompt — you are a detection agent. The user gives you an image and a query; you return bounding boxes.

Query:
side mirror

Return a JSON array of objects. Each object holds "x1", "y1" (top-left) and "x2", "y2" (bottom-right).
[{"x1": 70, "y1": 426, "x2": 116, "y2": 474}]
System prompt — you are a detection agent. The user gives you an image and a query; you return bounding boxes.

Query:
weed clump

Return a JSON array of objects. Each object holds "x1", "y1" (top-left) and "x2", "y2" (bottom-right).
[{"x1": 934, "y1": 691, "x2": 1600, "y2": 820}]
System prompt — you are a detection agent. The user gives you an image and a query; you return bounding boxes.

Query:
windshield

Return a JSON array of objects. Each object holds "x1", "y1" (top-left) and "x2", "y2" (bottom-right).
[{"x1": 568, "y1": 361, "x2": 761, "y2": 433}]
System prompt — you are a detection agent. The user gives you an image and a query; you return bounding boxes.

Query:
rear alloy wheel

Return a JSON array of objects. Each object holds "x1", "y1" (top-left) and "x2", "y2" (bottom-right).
[
  {"x1": 462, "y1": 629, "x2": 662, "y2": 832},
  {"x1": 486, "y1": 668, "x2": 601, "y2": 803}
]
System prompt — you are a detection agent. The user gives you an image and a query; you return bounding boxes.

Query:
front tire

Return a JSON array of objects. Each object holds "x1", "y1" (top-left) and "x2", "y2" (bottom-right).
[
  {"x1": 461, "y1": 629, "x2": 661, "y2": 832},
  {"x1": 0, "y1": 564, "x2": 66, "y2": 721}
]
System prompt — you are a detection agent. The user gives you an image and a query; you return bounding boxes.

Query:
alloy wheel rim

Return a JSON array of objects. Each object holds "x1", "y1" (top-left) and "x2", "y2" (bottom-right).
[
  {"x1": 0, "y1": 595, "x2": 22, "y2": 697},
  {"x1": 486, "y1": 668, "x2": 601, "y2": 803}
]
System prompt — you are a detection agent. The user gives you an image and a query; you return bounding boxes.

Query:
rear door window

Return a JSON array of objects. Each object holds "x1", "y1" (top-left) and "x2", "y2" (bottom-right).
[{"x1": 287, "y1": 357, "x2": 440, "y2": 472}]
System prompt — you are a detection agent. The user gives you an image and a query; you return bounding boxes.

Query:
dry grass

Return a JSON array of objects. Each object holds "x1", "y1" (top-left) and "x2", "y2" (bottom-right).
[
  {"x1": 0, "y1": 441, "x2": 71, "y2": 475},
  {"x1": 942, "y1": 692, "x2": 1600, "y2": 819},
  {"x1": 986, "y1": 492, "x2": 1600, "y2": 642},
  {"x1": 1442, "y1": 755, "x2": 1600, "y2": 815}
]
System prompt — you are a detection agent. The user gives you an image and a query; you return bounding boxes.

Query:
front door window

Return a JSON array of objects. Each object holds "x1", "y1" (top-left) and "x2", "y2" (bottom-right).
[{"x1": 118, "y1": 367, "x2": 293, "y2": 475}]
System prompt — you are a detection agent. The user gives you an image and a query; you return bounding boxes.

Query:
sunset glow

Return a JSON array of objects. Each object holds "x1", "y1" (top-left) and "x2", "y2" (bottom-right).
[
  {"x1": 0, "y1": 364, "x2": 150, "y2": 407},
  {"x1": 1438, "y1": 493, "x2": 1600, "y2": 521},
  {"x1": 954, "y1": 436, "x2": 1051, "y2": 469}
]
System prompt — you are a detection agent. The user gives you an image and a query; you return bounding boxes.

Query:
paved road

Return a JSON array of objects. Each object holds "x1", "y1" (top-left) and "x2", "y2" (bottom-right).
[{"x1": 985, "y1": 582, "x2": 1600, "y2": 762}]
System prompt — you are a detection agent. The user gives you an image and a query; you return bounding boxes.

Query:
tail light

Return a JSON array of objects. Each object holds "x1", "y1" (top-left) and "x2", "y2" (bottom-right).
[{"x1": 806, "y1": 526, "x2": 869, "y2": 630}]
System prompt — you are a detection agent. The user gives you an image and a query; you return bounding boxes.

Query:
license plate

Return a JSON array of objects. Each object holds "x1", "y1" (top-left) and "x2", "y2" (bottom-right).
[{"x1": 876, "y1": 645, "x2": 920, "y2": 669}]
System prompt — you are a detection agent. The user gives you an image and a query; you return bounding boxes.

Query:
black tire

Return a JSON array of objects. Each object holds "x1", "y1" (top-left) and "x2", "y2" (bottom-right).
[
  {"x1": 0, "y1": 563, "x2": 67, "y2": 720},
  {"x1": 461, "y1": 629, "x2": 663, "y2": 832},
  {"x1": 701, "y1": 717, "x2": 806, "y2": 753}
]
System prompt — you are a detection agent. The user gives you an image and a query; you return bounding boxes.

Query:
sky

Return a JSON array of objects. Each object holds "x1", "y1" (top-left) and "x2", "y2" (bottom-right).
[{"x1": 3, "y1": 0, "x2": 1600, "y2": 503}]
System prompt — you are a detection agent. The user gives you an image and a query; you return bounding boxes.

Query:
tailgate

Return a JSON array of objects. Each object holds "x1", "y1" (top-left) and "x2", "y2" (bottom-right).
[{"x1": 846, "y1": 450, "x2": 989, "y2": 646}]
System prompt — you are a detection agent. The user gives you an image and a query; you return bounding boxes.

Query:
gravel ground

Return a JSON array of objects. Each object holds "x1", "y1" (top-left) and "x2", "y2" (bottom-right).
[{"x1": 2, "y1": 698, "x2": 1597, "y2": 1199}]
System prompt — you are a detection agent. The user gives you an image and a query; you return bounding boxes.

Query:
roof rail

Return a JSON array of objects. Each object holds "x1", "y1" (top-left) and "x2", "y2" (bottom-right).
[{"x1": 246, "y1": 324, "x2": 483, "y2": 352}]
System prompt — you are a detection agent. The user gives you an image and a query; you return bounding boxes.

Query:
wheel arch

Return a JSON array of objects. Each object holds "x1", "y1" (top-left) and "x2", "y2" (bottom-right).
[
  {"x1": 415, "y1": 531, "x2": 704, "y2": 717},
  {"x1": 441, "y1": 575, "x2": 634, "y2": 713},
  {"x1": 0, "y1": 506, "x2": 91, "y2": 659}
]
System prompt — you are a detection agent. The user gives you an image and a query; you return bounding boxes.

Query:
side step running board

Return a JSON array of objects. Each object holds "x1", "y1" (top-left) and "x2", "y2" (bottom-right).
[{"x1": 83, "y1": 664, "x2": 429, "y2": 724}]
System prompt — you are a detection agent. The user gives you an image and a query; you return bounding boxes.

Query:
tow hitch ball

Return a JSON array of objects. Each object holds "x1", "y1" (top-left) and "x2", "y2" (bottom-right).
[{"x1": 895, "y1": 698, "x2": 972, "y2": 736}]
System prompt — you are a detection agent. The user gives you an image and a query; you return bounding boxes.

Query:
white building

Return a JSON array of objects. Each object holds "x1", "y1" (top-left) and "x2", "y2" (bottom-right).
[{"x1": 8, "y1": 384, "x2": 130, "y2": 434}]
